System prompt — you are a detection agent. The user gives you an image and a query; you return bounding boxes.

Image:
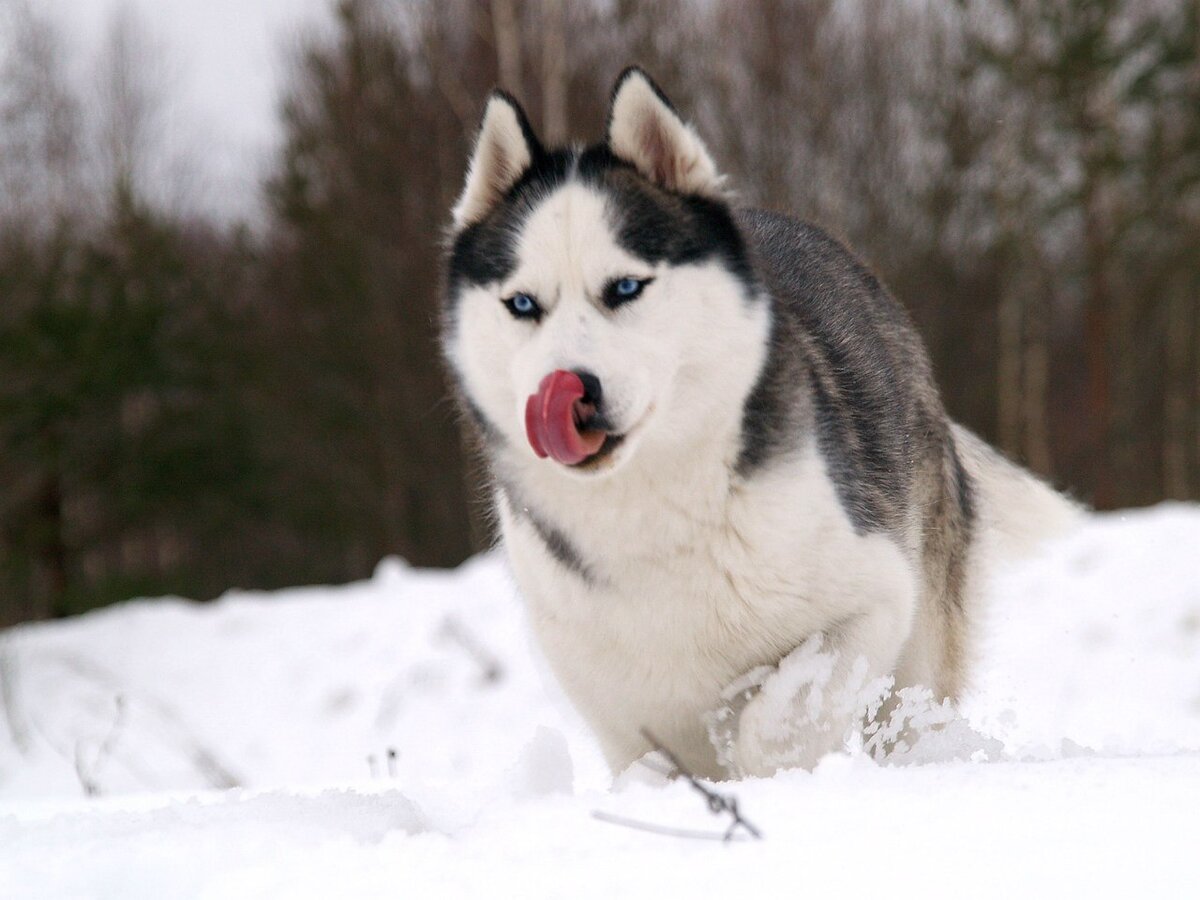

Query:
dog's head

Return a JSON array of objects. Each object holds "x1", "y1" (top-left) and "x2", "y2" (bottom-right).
[{"x1": 443, "y1": 69, "x2": 769, "y2": 479}]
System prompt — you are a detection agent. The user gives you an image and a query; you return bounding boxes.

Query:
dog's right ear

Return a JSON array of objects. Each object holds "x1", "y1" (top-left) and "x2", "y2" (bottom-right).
[{"x1": 452, "y1": 91, "x2": 541, "y2": 231}]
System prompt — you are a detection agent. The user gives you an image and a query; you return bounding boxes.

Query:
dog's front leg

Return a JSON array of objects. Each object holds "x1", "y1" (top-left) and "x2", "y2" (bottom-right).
[{"x1": 714, "y1": 603, "x2": 912, "y2": 778}]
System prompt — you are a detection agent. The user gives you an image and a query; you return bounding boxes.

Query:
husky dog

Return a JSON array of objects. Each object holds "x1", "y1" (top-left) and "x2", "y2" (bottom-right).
[{"x1": 441, "y1": 68, "x2": 1077, "y2": 779}]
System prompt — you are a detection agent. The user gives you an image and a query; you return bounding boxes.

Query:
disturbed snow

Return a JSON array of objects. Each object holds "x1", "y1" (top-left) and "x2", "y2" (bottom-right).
[{"x1": 2, "y1": 504, "x2": 1199, "y2": 898}]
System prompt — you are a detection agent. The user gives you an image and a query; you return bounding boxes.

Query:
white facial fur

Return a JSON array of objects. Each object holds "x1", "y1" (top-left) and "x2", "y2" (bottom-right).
[{"x1": 448, "y1": 182, "x2": 770, "y2": 478}]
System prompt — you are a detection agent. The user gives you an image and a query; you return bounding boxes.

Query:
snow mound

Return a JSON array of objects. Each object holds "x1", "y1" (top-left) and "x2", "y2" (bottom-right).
[{"x1": 966, "y1": 503, "x2": 1200, "y2": 755}]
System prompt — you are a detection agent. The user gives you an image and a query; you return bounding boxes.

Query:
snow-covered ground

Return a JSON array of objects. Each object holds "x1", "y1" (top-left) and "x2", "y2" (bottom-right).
[{"x1": 2, "y1": 504, "x2": 1199, "y2": 898}]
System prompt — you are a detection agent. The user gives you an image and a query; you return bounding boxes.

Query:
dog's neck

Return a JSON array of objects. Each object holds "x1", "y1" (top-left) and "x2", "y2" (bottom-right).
[{"x1": 494, "y1": 419, "x2": 745, "y2": 558}]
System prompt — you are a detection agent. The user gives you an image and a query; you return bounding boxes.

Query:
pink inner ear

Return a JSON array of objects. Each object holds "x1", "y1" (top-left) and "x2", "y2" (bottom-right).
[{"x1": 638, "y1": 118, "x2": 672, "y2": 186}]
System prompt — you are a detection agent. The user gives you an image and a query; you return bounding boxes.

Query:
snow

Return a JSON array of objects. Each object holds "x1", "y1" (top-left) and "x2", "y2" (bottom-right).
[
  {"x1": 968, "y1": 504, "x2": 1200, "y2": 755},
  {"x1": 3, "y1": 504, "x2": 1200, "y2": 897}
]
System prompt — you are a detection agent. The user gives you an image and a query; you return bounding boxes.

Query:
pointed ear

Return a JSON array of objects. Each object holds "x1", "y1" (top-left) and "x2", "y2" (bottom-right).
[
  {"x1": 452, "y1": 91, "x2": 541, "y2": 230},
  {"x1": 606, "y1": 67, "x2": 722, "y2": 197}
]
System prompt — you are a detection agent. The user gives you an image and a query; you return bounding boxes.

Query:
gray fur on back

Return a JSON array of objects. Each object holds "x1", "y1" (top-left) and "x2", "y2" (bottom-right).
[{"x1": 736, "y1": 208, "x2": 965, "y2": 535}]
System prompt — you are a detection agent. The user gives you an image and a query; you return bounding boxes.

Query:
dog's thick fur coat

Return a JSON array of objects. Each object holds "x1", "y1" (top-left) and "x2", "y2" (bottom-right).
[{"x1": 441, "y1": 69, "x2": 1077, "y2": 778}]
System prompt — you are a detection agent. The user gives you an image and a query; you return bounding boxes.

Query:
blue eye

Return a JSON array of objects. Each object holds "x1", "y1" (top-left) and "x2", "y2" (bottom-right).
[
  {"x1": 504, "y1": 292, "x2": 541, "y2": 321},
  {"x1": 605, "y1": 276, "x2": 652, "y2": 309}
]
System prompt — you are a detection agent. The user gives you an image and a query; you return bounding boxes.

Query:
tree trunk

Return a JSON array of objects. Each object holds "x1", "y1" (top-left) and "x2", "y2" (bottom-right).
[
  {"x1": 1021, "y1": 276, "x2": 1052, "y2": 476},
  {"x1": 1163, "y1": 275, "x2": 1192, "y2": 499},
  {"x1": 996, "y1": 276, "x2": 1024, "y2": 460},
  {"x1": 35, "y1": 470, "x2": 68, "y2": 620},
  {"x1": 1082, "y1": 183, "x2": 1114, "y2": 508},
  {"x1": 490, "y1": 0, "x2": 522, "y2": 93},
  {"x1": 540, "y1": 0, "x2": 567, "y2": 144}
]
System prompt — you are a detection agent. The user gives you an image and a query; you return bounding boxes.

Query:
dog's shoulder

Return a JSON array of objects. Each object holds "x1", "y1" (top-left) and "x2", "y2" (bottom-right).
[{"x1": 733, "y1": 207, "x2": 948, "y2": 536}]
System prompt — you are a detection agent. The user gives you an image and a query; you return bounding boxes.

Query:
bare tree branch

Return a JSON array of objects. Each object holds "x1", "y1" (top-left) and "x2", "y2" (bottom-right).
[
  {"x1": 0, "y1": 645, "x2": 30, "y2": 753},
  {"x1": 490, "y1": 0, "x2": 522, "y2": 92},
  {"x1": 540, "y1": 0, "x2": 567, "y2": 143},
  {"x1": 440, "y1": 615, "x2": 504, "y2": 684},
  {"x1": 73, "y1": 694, "x2": 126, "y2": 797},
  {"x1": 592, "y1": 810, "x2": 756, "y2": 842}
]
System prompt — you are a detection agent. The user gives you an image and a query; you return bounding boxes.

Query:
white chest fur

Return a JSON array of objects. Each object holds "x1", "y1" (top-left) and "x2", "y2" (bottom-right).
[{"x1": 499, "y1": 440, "x2": 919, "y2": 775}]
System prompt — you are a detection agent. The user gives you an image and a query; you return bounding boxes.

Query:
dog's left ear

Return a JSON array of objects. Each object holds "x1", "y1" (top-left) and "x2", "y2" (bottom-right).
[
  {"x1": 606, "y1": 67, "x2": 722, "y2": 197},
  {"x1": 453, "y1": 91, "x2": 542, "y2": 230}
]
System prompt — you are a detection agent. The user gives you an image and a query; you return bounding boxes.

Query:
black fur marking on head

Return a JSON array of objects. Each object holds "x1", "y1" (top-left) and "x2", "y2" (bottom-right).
[
  {"x1": 445, "y1": 144, "x2": 753, "y2": 310},
  {"x1": 577, "y1": 145, "x2": 753, "y2": 283},
  {"x1": 446, "y1": 148, "x2": 576, "y2": 295},
  {"x1": 500, "y1": 484, "x2": 597, "y2": 584},
  {"x1": 448, "y1": 218, "x2": 519, "y2": 288}
]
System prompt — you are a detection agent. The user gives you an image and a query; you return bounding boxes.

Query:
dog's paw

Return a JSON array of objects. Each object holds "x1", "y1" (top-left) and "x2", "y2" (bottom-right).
[
  {"x1": 704, "y1": 664, "x2": 775, "y2": 775},
  {"x1": 709, "y1": 635, "x2": 855, "y2": 777}
]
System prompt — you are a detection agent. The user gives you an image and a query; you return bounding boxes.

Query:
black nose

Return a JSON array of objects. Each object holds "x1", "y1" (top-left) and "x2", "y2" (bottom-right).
[{"x1": 573, "y1": 369, "x2": 603, "y2": 407}]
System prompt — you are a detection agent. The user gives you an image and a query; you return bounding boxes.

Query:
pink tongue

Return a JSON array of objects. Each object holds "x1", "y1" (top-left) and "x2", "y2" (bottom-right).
[{"x1": 524, "y1": 370, "x2": 606, "y2": 465}]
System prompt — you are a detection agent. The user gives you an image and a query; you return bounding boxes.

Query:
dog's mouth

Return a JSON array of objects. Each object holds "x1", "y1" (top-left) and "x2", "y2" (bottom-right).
[
  {"x1": 524, "y1": 370, "x2": 627, "y2": 468},
  {"x1": 569, "y1": 430, "x2": 625, "y2": 470}
]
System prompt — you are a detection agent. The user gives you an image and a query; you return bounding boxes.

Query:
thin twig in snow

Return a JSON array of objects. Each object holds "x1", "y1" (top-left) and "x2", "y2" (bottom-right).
[
  {"x1": 591, "y1": 810, "x2": 756, "y2": 842},
  {"x1": 0, "y1": 645, "x2": 30, "y2": 753},
  {"x1": 640, "y1": 728, "x2": 763, "y2": 841},
  {"x1": 439, "y1": 616, "x2": 504, "y2": 684},
  {"x1": 592, "y1": 729, "x2": 764, "y2": 842},
  {"x1": 74, "y1": 694, "x2": 126, "y2": 797}
]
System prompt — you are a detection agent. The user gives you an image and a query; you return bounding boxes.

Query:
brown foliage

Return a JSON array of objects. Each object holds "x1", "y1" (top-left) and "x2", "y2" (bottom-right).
[{"x1": 2, "y1": 0, "x2": 1198, "y2": 624}]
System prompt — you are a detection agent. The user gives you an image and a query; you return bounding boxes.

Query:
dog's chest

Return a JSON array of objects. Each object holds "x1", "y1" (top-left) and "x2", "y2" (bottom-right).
[{"x1": 500, "y1": 451, "x2": 905, "y2": 770}]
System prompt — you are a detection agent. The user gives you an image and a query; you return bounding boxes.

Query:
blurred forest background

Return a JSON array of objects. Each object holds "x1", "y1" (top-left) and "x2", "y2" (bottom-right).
[{"x1": 1, "y1": 0, "x2": 1198, "y2": 626}]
